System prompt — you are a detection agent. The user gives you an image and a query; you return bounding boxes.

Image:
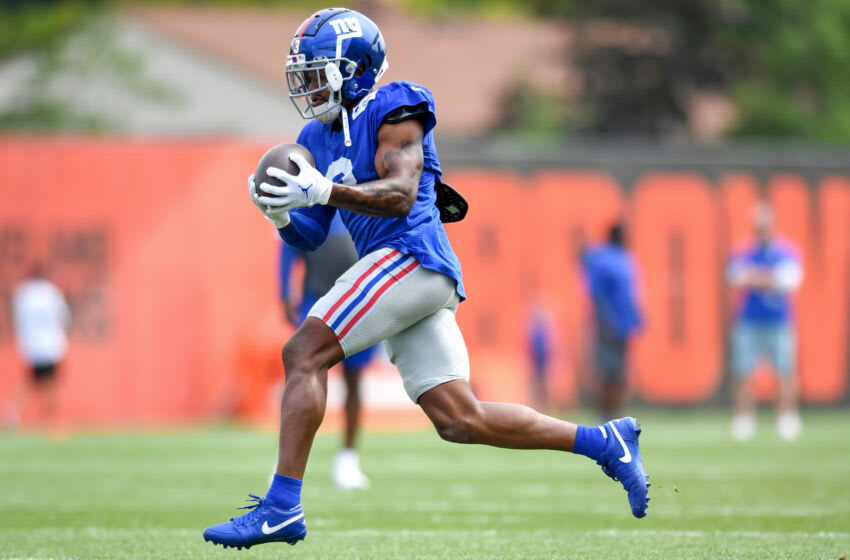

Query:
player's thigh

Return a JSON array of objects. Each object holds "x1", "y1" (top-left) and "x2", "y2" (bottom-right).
[
  {"x1": 385, "y1": 306, "x2": 470, "y2": 403},
  {"x1": 308, "y1": 248, "x2": 458, "y2": 357},
  {"x1": 730, "y1": 322, "x2": 757, "y2": 378}
]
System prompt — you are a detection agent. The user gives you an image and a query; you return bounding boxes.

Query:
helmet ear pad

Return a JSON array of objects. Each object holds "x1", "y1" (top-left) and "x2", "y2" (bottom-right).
[
  {"x1": 334, "y1": 62, "x2": 365, "y2": 100},
  {"x1": 324, "y1": 62, "x2": 344, "y2": 92}
]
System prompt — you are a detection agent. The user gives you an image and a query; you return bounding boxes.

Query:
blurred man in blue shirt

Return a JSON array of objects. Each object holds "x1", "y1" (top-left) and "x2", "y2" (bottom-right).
[
  {"x1": 581, "y1": 223, "x2": 644, "y2": 421},
  {"x1": 726, "y1": 203, "x2": 803, "y2": 442}
]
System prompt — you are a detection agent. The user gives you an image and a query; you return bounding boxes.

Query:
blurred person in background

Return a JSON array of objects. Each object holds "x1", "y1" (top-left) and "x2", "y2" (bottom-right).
[
  {"x1": 203, "y1": 8, "x2": 649, "y2": 550},
  {"x1": 581, "y1": 222, "x2": 644, "y2": 422},
  {"x1": 279, "y1": 213, "x2": 377, "y2": 490},
  {"x1": 726, "y1": 203, "x2": 803, "y2": 442},
  {"x1": 525, "y1": 300, "x2": 556, "y2": 413},
  {"x1": 4, "y1": 262, "x2": 71, "y2": 431}
]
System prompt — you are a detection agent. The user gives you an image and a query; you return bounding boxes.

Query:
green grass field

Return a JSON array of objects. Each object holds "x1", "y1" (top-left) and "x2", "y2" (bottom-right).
[{"x1": 2, "y1": 410, "x2": 848, "y2": 559}]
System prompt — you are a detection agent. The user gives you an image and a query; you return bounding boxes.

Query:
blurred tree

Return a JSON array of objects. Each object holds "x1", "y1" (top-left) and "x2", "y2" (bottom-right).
[
  {"x1": 0, "y1": 1, "x2": 88, "y2": 58},
  {"x1": 497, "y1": 86, "x2": 583, "y2": 141},
  {"x1": 490, "y1": 2, "x2": 729, "y2": 139},
  {"x1": 570, "y1": 1, "x2": 735, "y2": 138},
  {"x1": 0, "y1": 0, "x2": 174, "y2": 132},
  {"x1": 6, "y1": 0, "x2": 848, "y2": 139},
  {"x1": 0, "y1": 1, "x2": 105, "y2": 130},
  {"x1": 485, "y1": 0, "x2": 850, "y2": 141},
  {"x1": 728, "y1": 0, "x2": 850, "y2": 140}
]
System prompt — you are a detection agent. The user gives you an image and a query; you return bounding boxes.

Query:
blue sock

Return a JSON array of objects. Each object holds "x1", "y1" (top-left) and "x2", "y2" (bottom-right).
[
  {"x1": 266, "y1": 474, "x2": 302, "y2": 507},
  {"x1": 573, "y1": 425, "x2": 606, "y2": 461}
]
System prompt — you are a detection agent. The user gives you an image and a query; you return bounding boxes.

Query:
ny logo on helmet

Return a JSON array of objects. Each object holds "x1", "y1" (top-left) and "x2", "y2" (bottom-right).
[{"x1": 330, "y1": 17, "x2": 362, "y2": 35}]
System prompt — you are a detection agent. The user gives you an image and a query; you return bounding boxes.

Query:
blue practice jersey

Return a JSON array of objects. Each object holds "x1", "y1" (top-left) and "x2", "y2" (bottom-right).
[
  {"x1": 581, "y1": 244, "x2": 644, "y2": 340},
  {"x1": 727, "y1": 240, "x2": 801, "y2": 325},
  {"x1": 279, "y1": 80, "x2": 464, "y2": 300}
]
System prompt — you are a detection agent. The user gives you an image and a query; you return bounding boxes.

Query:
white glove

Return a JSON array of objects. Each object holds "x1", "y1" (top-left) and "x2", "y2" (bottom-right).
[
  {"x1": 257, "y1": 153, "x2": 333, "y2": 209},
  {"x1": 249, "y1": 173, "x2": 290, "y2": 228}
]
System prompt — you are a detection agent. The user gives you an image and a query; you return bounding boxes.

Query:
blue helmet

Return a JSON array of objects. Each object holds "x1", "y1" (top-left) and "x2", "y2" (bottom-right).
[{"x1": 286, "y1": 8, "x2": 388, "y2": 121}]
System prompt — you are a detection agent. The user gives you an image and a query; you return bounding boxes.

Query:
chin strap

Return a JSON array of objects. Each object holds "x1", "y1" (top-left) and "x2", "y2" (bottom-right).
[{"x1": 340, "y1": 105, "x2": 352, "y2": 147}]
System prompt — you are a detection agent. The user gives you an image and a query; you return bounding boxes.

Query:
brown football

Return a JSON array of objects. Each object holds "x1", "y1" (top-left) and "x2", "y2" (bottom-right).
[{"x1": 254, "y1": 143, "x2": 316, "y2": 197}]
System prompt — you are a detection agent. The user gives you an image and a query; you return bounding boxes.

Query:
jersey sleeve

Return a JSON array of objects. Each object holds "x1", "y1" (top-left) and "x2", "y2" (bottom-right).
[
  {"x1": 278, "y1": 204, "x2": 337, "y2": 252},
  {"x1": 725, "y1": 251, "x2": 748, "y2": 286},
  {"x1": 774, "y1": 244, "x2": 804, "y2": 292},
  {"x1": 369, "y1": 82, "x2": 437, "y2": 137},
  {"x1": 774, "y1": 259, "x2": 803, "y2": 292},
  {"x1": 580, "y1": 248, "x2": 597, "y2": 290}
]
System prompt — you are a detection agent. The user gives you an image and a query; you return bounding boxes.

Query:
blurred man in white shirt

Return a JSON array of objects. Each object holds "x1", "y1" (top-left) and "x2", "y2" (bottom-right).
[{"x1": 6, "y1": 263, "x2": 71, "y2": 430}]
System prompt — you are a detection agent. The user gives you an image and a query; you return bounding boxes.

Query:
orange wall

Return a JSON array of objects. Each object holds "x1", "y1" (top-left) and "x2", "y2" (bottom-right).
[{"x1": 0, "y1": 138, "x2": 847, "y2": 427}]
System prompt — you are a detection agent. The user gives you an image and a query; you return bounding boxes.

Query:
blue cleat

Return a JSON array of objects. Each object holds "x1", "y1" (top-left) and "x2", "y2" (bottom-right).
[
  {"x1": 598, "y1": 417, "x2": 650, "y2": 518},
  {"x1": 203, "y1": 494, "x2": 306, "y2": 549}
]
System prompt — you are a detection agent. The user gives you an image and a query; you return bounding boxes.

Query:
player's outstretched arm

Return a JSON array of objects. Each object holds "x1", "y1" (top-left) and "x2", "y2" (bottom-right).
[{"x1": 328, "y1": 119, "x2": 424, "y2": 217}]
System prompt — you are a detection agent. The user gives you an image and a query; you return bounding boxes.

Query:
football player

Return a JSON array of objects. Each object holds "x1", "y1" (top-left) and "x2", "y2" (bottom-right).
[{"x1": 203, "y1": 8, "x2": 650, "y2": 549}]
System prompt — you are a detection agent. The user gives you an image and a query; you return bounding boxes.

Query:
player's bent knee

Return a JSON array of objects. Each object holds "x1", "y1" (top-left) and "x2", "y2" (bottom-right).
[
  {"x1": 434, "y1": 415, "x2": 474, "y2": 444},
  {"x1": 281, "y1": 338, "x2": 301, "y2": 367},
  {"x1": 432, "y1": 409, "x2": 483, "y2": 444},
  {"x1": 282, "y1": 319, "x2": 344, "y2": 375},
  {"x1": 281, "y1": 338, "x2": 325, "y2": 376}
]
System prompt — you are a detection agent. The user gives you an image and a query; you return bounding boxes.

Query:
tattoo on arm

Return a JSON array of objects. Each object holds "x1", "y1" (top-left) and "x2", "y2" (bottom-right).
[
  {"x1": 328, "y1": 125, "x2": 424, "y2": 217},
  {"x1": 380, "y1": 138, "x2": 421, "y2": 178}
]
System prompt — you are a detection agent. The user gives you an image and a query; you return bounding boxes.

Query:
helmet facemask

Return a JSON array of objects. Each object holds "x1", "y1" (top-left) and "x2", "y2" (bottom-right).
[{"x1": 286, "y1": 53, "x2": 358, "y2": 122}]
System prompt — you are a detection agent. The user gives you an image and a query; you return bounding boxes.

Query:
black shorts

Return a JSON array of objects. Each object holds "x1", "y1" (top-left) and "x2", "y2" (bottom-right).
[{"x1": 31, "y1": 363, "x2": 58, "y2": 383}]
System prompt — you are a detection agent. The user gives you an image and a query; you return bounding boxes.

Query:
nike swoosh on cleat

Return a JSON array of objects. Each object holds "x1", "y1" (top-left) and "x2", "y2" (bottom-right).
[
  {"x1": 261, "y1": 512, "x2": 305, "y2": 535},
  {"x1": 609, "y1": 421, "x2": 632, "y2": 463}
]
